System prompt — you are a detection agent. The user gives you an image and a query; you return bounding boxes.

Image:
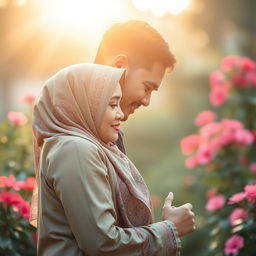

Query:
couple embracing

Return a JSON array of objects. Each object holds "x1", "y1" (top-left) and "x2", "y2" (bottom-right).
[{"x1": 30, "y1": 20, "x2": 195, "y2": 256}]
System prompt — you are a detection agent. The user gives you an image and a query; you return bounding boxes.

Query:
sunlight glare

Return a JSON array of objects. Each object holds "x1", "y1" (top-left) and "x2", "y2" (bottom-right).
[
  {"x1": 132, "y1": 0, "x2": 150, "y2": 12},
  {"x1": 133, "y1": 0, "x2": 191, "y2": 16},
  {"x1": 0, "y1": 0, "x2": 8, "y2": 8},
  {"x1": 54, "y1": 0, "x2": 110, "y2": 27},
  {"x1": 14, "y1": 0, "x2": 27, "y2": 6},
  {"x1": 167, "y1": 0, "x2": 191, "y2": 15},
  {"x1": 37, "y1": 0, "x2": 126, "y2": 35}
]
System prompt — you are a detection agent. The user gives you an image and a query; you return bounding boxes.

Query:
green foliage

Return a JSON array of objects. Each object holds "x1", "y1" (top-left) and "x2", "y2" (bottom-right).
[
  {"x1": 0, "y1": 204, "x2": 36, "y2": 256},
  {"x1": 0, "y1": 118, "x2": 34, "y2": 178}
]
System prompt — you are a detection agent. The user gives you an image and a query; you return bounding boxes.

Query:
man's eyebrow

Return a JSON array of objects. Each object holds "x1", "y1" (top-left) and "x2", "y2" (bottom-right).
[{"x1": 144, "y1": 81, "x2": 159, "y2": 91}]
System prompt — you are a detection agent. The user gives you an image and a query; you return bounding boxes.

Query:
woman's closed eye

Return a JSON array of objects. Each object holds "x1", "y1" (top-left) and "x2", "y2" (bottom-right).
[
  {"x1": 109, "y1": 94, "x2": 121, "y2": 109},
  {"x1": 109, "y1": 103, "x2": 118, "y2": 109}
]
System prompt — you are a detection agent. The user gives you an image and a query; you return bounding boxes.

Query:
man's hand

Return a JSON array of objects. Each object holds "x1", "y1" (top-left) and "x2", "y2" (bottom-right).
[{"x1": 162, "y1": 192, "x2": 196, "y2": 237}]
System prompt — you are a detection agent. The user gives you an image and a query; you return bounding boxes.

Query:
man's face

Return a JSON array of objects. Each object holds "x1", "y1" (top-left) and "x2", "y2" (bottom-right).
[{"x1": 120, "y1": 61, "x2": 166, "y2": 121}]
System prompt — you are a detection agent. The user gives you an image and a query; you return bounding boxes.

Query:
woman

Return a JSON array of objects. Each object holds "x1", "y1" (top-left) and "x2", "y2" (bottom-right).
[{"x1": 30, "y1": 63, "x2": 181, "y2": 255}]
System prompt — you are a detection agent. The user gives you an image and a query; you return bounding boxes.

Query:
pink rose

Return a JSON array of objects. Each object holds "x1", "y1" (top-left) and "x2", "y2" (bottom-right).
[
  {"x1": 200, "y1": 122, "x2": 221, "y2": 139},
  {"x1": 224, "y1": 235, "x2": 244, "y2": 255},
  {"x1": 0, "y1": 191, "x2": 30, "y2": 220},
  {"x1": 221, "y1": 56, "x2": 240, "y2": 71},
  {"x1": 209, "y1": 70, "x2": 225, "y2": 88},
  {"x1": 228, "y1": 192, "x2": 247, "y2": 205},
  {"x1": 234, "y1": 130, "x2": 254, "y2": 145},
  {"x1": 251, "y1": 130, "x2": 256, "y2": 142},
  {"x1": 17, "y1": 200, "x2": 30, "y2": 220},
  {"x1": 209, "y1": 138, "x2": 223, "y2": 151},
  {"x1": 249, "y1": 163, "x2": 256, "y2": 173},
  {"x1": 18, "y1": 177, "x2": 36, "y2": 191},
  {"x1": 0, "y1": 191, "x2": 23, "y2": 205},
  {"x1": 239, "y1": 57, "x2": 256, "y2": 72},
  {"x1": 7, "y1": 112, "x2": 28, "y2": 126},
  {"x1": 209, "y1": 86, "x2": 229, "y2": 106},
  {"x1": 197, "y1": 146, "x2": 214, "y2": 165},
  {"x1": 211, "y1": 134, "x2": 235, "y2": 149},
  {"x1": 206, "y1": 195, "x2": 225, "y2": 211},
  {"x1": 0, "y1": 175, "x2": 21, "y2": 190},
  {"x1": 20, "y1": 92, "x2": 36, "y2": 104},
  {"x1": 232, "y1": 74, "x2": 248, "y2": 87},
  {"x1": 194, "y1": 111, "x2": 216, "y2": 126},
  {"x1": 246, "y1": 71, "x2": 256, "y2": 85},
  {"x1": 229, "y1": 208, "x2": 248, "y2": 226},
  {"x1": 181, "y1": 135, "x2": 200, "y2": 155},
  {"x1": 245, "y1": 184, "x2": 256, "y2": 203},
  {"x1": 222, "y1": 119, "x2": 244, "y2": 131},
  {"x1": 185, "y1": 156, "x2": 199, "y2": 169}
]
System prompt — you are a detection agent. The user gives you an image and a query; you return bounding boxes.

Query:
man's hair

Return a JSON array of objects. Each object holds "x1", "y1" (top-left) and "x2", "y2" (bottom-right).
[{"x1": 95, "y1": 20, "x2": 176, "y2": 72}]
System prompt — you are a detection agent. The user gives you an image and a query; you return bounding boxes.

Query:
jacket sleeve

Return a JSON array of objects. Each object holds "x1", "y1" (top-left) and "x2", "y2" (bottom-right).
[{"x1": 46, "y1": 138, "x2": 181, "y2": 256}]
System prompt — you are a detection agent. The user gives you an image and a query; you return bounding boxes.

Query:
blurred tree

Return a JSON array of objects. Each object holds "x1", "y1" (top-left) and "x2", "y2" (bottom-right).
[{"x1": 187, "y1": 0, "x2": 256, "y2": 57}]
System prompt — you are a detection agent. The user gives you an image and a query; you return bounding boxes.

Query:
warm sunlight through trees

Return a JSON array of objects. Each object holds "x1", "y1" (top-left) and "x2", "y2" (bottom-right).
[
  {"x1": 132, "y1": 0, "x2": 191, "y2": 16},
  {"x1": 36, "y1": 0, "x2": 127, "y2": 34}
]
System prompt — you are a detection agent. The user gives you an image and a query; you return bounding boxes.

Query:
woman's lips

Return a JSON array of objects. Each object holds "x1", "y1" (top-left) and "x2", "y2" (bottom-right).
[{"x1": 111, "y1": 123, "x2": 120, "y2": 132}]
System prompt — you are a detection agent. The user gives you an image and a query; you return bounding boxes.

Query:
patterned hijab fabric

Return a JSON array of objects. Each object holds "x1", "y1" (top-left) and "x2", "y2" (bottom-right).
[{"x1": 30, "y1": 63, "x2": 154, "y2": 229}]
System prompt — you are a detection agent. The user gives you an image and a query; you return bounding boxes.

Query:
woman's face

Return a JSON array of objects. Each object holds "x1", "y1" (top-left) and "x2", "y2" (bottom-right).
[{"x1": 99, "y1": 83, "x2": 124, "y2": 143}]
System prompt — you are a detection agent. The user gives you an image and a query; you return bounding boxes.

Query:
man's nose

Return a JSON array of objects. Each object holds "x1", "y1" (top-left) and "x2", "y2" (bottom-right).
[{"x1": 141, "y1": 94, "x2": 151, "y2": 106}]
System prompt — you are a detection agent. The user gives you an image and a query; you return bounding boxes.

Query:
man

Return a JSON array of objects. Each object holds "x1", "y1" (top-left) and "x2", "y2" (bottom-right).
[{"x1": 95, "y1": 20, "x2": 195, "y2": 239}]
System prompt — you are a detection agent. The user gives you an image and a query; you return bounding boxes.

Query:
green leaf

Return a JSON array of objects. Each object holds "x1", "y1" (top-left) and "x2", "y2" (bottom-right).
[{"x1": 0, "y1": 237, "x2": 11, "y2": 249}]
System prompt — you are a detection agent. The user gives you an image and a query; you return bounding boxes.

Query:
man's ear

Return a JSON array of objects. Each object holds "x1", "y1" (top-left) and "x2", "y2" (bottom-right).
[{"x1": 112, "y1": 55, "x2": 129, "y2": 69}]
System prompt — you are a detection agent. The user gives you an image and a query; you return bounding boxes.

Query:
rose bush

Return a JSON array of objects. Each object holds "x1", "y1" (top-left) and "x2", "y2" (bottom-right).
[
  {"x1": 0, "y1": 93, "x2": 37, "y2": 255},
  {"x1": 181, "y1": 56, "x2": 256, "y2": 255}
]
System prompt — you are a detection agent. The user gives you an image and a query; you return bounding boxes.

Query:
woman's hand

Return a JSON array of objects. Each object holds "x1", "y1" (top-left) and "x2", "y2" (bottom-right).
[{"x1": 162, "y1": 192, "x2": 196, "y2": 237}]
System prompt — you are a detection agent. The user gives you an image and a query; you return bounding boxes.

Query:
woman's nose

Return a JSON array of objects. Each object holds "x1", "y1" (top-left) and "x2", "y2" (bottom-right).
[{"x1": 116, "y1": 106, "x2": 124, "y2": 120}]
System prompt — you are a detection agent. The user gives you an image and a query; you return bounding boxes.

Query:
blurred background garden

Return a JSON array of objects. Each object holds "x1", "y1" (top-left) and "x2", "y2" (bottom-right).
[{"x1": 0, "y1": 0, "x2": 256, "y2": 255}]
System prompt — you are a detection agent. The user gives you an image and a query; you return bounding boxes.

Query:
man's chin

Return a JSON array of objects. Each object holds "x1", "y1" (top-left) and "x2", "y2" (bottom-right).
[
  {"x1": 121, "y1": 112, "x2": 130, "y2": 121},
  {"x1": 121, "y1": 115, "x2": 129, "y2": 121}
]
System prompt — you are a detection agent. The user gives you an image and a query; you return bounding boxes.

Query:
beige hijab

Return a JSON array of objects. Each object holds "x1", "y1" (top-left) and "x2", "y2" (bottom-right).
[{"x1": 30, "y1": 63, "x2": 154, "y2": 228}]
